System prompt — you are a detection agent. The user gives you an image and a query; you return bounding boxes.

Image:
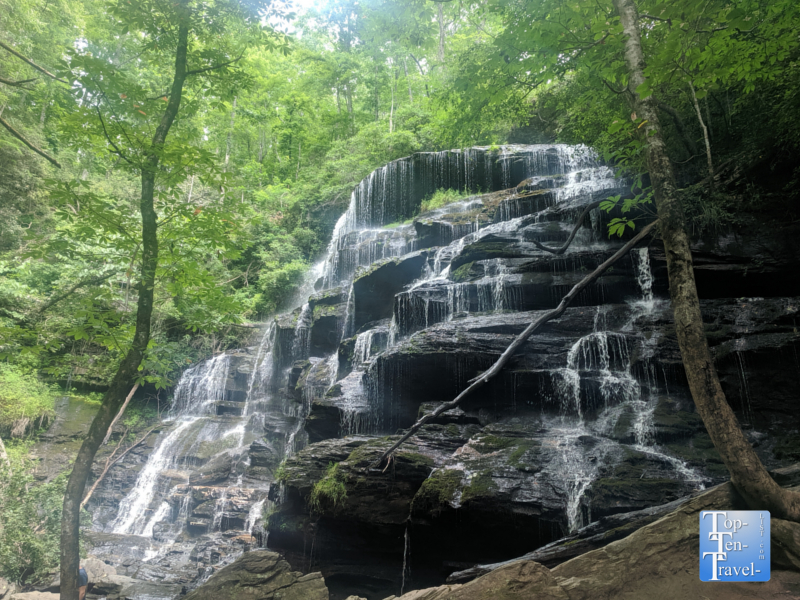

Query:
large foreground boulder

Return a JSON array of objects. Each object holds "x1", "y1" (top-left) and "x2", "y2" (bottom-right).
[
  {"x1": 387, "y1": 483, "x2": 800, "y2": 600},
  {"x1": 182, "y1": 550, "x2": 328, "y2": 600}
]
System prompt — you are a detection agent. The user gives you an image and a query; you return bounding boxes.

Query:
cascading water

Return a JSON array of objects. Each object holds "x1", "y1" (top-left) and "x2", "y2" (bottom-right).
[
  {"x1": 110, "y1": 354, "x2": 232, "y2": 536},
  {"x1": 93, "y1": 144, "x2": 730, "y2": 597}
]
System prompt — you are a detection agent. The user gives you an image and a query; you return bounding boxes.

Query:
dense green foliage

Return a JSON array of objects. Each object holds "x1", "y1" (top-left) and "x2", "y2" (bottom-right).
[
  {"x1": 0, "y1": 364, "x2": 57, "y2": 436},
  {"x1": 0, "y1": 0, "x2": 796, "y2": 410},
  {"x1": 0, "y1": 448, "x2": 70, "y2": 584}
]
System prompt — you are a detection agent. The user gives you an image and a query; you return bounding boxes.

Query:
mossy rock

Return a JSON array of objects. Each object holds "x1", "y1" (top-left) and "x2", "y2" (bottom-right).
[
  {"x1": 450, "y1": 237, "x2": 523, "y2": 272},
  {"x1": 450, "y1": 261, "x2": 484, "y2": 283},
  {"x1": 411, "y1": 468, "x2": 463, "y2": 514},
  {"x1": 461, "y1": 471, "x2": 499, "y2": 504}
]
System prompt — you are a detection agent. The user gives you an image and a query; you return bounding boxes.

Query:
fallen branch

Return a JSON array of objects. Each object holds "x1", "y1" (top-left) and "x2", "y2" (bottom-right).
[
  {"x1": 0, "y1": 115, "x2": 61, "y2": 167},
  {"x1": 532, "y1": 200, "x2": 601, "y2": 255},
  {"x1": 81, "y1": 425, "x2": 156, "y2": 508},
  {"x1": 101, "y1": 383, "x2": 139, "y2": 446},
  {"x1": 371, "y1": 219, "x2": 659, "y2": 468}
]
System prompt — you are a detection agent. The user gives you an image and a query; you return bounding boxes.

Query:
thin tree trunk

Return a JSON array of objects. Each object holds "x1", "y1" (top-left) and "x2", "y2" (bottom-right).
[
  {"x1": 224, "y1": 96, "x2": 237, "y2": 173},
  {"x1": 186, "y1": 174, "x2": 194, "y2": 203},
  {"x1": 613, "y1": 0, "x2": 800, "y2": 521},
  {"x1": 345, "y1": 84, "x2": 354, "y2": 134},
  {"x1": 403, "y1": 59, "x2": 413, "y2": 103},
  {"x1": 438, "y1": 4, "x2": 445, "y2": 63},
  {"x1": 688, "y1": 80, "x2": 714, "y2": 189},
  {"x1": 296, "y1": 140, "x2": 301, "y2": 181},
  {"x1": 374, "y1": 220, "x2": 658, "y2": 466},
  {"x1": 59, "y1": 17, "x2": 191, "y2": 600},
  {"x1": 409, "y1": 53, "x2": 430, "y2": 98},
  {"x1": 389, "y1": 70, "x2": 395, "y2": 134},
  {"x1": 0, "y1": 434, "x2": 9, "y2": 469},
  {"x1": 374, "y1": 64, "x2": 380, "y2": 121}
]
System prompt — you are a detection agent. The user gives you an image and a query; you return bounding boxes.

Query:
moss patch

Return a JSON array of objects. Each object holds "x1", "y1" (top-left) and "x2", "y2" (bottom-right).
[
  {"x1": 461, "y1": 471, "x2": 498, "y2": 503},
  {"x1": 309, "y1": 462, "x2": 348, "y2": 515},
  {"x1": 412, "y1": 469, "x2": 463, "y2": 513}
]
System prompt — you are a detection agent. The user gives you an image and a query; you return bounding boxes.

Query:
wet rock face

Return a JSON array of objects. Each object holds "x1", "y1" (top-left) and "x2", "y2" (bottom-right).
[
  {"x1": 352, "y1": 252, "x2": 429, "y2": 333},
  {"x1": 81, "y1": 145, "x2": 800, "y2": 600},
  {"x1": 268, "y1": 145, "x2": 800, "y2": 598},
  {"x1": 181, "y1": 550, "x2": 328, "y2": 600}
]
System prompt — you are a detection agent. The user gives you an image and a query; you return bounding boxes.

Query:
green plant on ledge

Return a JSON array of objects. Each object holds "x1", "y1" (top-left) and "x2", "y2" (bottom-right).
[
  {"x1": 274, "y1": 460, "x2": 289, "y2": 482},
  {"x1": 308, "y1": 462, "x2": 347, "y2": 515}
]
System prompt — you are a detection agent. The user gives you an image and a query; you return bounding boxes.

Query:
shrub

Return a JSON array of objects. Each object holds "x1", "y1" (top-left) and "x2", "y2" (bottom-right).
[
  {"x1": 0, "y1": 364, "x2": 57, "y2": 437},
  {"x1": 0, "y1": 448, "x2": 69, "y2": 584},
  {"x1": 419, "y1": 188, "x2": 473, "y2": 213}
]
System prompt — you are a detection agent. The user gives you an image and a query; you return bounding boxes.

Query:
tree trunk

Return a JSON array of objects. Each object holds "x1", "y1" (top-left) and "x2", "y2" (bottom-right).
[
  {"x1": 389, "y1": 69, "x2": 395, "y2": 134},
  {"x1": 403, "y1": 59, "x2": 413, "y2": 103},
  {"x1": 438, "y1": 4, "x2": 445, "y2": 63},
  {"x1": 59, "y1": 19, "x2": 191, "y2": 600},
  {"x1": 613, "y1": 0, "x2": 800, "y2": 521},
  {"x1": 688, "y1": 80, "x2": 715, "y2": 189},
  {"x1": 0, "y1": 434, "x2": 9, "y2": 469},
  {"x1": 224, "y1": 96, "x2": 237, "y2": 173}
]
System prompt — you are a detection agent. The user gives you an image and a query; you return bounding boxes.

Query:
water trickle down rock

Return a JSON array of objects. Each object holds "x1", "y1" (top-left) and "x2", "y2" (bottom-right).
[{"x1": 87, "y1": 144, "x2": 800, "y2": 600}]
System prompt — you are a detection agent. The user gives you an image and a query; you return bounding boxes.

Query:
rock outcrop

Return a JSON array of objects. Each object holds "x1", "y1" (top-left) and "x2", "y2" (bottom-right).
[
  {"x1": 71, "y1": 145, "x2": 800, "y2": 600},
  {"x1": 181, "y1": 550, "x2": 328, "y2": 600},
  {"x1": 387, "y1": 483, "x2": 800, "y2": 600}
]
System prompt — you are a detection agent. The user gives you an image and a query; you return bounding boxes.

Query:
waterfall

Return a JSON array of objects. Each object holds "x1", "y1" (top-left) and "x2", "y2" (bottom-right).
[
  {"x1": 292, "y1": 303, "x2": 313, "y2": 360},
  {"x1": 632, "y1": 247, "x2": 655, "y2": 312},
  {"x1": 110, "y1": 416, "x2": 200, "y2": 535},
  {"x1": 96, "y1": 143, "x2": 735, "y2": 593}
]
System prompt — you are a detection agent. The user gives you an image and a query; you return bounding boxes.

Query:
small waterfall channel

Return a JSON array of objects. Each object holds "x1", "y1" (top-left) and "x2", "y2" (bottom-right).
[
  {"x1": 92, "y1": 145, "x2": 725, "y2": 596},
  {"x1": 93, "y1": 320, "x2": 308, "y2": 589}
]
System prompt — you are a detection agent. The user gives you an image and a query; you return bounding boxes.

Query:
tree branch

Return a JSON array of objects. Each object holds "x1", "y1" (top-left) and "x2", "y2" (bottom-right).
[
  {"x1": 186, "y1": 52, "x2": 243, "y2": 76},
  {"x1": 81, "y1": 424, "x2": 156, "y2": 509},
  {"x1": 0, "y1": 115, "x2": 61, "y2": 167},
  {"x1": 31, "y1": 270, "x2": 119, "y2": 317},
  {"x1": 532, "y1": 200, "x2": 601, "y2": 255},
  {"x1": 0, "y1": 76, "x2": 38, "y2": 88},
  {"x1": 101, "y1": 384, "x2": 139, "y2": 446},
  {"x1": 95, "y1": 106, "x2": 134, "y2": 165},
  {"x1": 640, "y1": 14, "x2": 672, "y2": 25},
  {"x1": 0, "y1": 40, "x2": 69, "y2": 84},
  {"x1": 654, "y1": 97, "x2": 699, "y2": 157},
  {"x1": 371, "y1": 219, "x2": 659, "y2": 468}
]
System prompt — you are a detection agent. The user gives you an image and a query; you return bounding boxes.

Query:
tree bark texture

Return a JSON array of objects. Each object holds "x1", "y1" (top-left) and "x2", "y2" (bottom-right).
[
  {"x1": 613, "y1": 0, "x2": 800, "y2": 521},
  {"x1": 59, "y1": 18, "x2": 191, "y2": 600}
]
